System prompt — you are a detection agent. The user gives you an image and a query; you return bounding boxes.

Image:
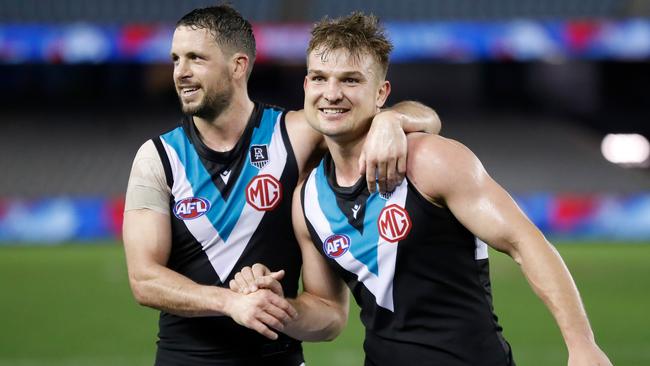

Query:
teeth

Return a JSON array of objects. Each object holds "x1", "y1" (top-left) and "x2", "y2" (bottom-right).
[
  {"x1": 182, "y1": 87, "x2": 198, "y2": 94},
  {"x1": 321, "y1": 108, "x2": 347, "y2": 114}
]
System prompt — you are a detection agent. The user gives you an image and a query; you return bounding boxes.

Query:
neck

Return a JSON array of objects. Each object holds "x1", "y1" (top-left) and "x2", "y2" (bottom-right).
[
  {"x1": 193, "y1": 90, "x2": 254, "y2": 152},
  {"x1": 326, "y1": 135, "x2": 367, "y2": 188}
]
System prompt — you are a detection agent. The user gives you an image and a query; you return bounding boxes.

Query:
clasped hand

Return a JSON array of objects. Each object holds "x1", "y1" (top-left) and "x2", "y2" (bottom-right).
[{"x1": 227, "y1": 264, "x2": 294, "y2": 340}]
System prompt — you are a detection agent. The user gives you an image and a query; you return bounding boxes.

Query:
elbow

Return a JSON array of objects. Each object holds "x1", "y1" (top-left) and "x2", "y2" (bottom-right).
[
  {"x1": 129, "y1": 276, "x2": 154, "y2": 308},
  {"x1": 322, "y1": 305, "x2": 348, "y2": 341}
]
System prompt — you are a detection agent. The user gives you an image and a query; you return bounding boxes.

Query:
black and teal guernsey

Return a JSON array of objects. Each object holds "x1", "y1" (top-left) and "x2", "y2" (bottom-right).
[
  {"x1": 151, "y1": 103, "x2": 303, "y2": 365},
  {"x1": 301, "y1": 154, "x2": 514, "y2": 366}
]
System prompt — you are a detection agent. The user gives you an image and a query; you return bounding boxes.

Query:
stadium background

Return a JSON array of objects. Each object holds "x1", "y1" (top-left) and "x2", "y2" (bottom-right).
[{"x1": 1, "y1": 0, "x2": 649, "y2": 365}]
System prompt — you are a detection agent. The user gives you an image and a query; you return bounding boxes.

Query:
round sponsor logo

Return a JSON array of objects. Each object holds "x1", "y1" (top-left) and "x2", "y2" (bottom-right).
[
  {"x1": 246, "y1": 174, "x2": 283, "y2": 211},
  {"x1": 323, "y1": 234, "x2": 351, "y2": 259},
  {"x1": 173, "y1": 197, "x2": 210, "y2": 220},
  {"x1": 377, "y1": 204, "x2": 411, "y2": 243}
]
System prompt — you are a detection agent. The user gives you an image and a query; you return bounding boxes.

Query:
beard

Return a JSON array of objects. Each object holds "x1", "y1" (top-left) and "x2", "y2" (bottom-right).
[{"x1": 179, "y1": 79, "x2": 234, "y2": 121}]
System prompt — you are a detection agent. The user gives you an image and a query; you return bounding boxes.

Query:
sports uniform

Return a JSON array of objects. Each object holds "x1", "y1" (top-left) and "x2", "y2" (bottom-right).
[
  {"x1": 301, "y1": 153, "x2": 515, "y2": 366},
  {"x1": 125, "y1": 102, "x2": 303, "y2": 365}
]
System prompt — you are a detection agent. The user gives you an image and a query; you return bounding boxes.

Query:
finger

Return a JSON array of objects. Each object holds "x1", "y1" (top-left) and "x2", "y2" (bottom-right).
[
  {"x1": 229, "y1": 279, "x2": 241, "y2": 292},
  {"x1": 270, "y1": 270, "x2": 285, "y2": 281},
  {"x1": 257, "y1": 311, "x2": 286, "y2": 331},
  {"x1": 251, "y1": 263, "x2": 270, "y2": 278},
  {"x1": 376, "y1": 162, "x2": 387, "y2": 194},
  {"x1": 250, "y1": 319, "x2": 278, "y2": 340},
  {"x1": 366, "y1": 162, "x2": 377, "y2": 193},
  {"x1": 256, "y1": 275, "x2": 284, "y2": 296},
  {"x1": 358, "y1": 151, "x2": 366, "y2": 176},
  {"x1": 386, "y1": 157, "x2": 398, "y2": 192},
  {"x1": 267, "y1": 293, "x2": 298, "y2": 319},
  {"x1": 241, "y1": 267, "x2": 258, "y2": 292},
  {"x1": 234, "y1": 272, "x2": 251, "y2": 294},
  {"x1": 397, "y1": 156, "x2": 407, "y2": 177}
]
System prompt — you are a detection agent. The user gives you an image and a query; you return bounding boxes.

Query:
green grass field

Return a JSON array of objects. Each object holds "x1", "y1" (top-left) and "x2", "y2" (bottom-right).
[{"x1": 0, "y1": 242, "x2": 648, "y2": 365}]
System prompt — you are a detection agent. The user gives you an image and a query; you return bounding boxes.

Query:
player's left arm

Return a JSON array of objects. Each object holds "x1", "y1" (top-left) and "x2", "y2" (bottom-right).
[
  {"x1": 409, "y1": 135, "x2": 612, "y2": 366},
  {"x1": 362, "y1": 101, "x2": 441, "y2": 193},
  {"x1": 285, "y1": 101, "x2": 440, "y2": 192}
]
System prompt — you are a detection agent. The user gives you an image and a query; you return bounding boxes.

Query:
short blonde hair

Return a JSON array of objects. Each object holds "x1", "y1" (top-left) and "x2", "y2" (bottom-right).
[{"x1": 307, "y1": 12, "x2": 393, "y2": 78}]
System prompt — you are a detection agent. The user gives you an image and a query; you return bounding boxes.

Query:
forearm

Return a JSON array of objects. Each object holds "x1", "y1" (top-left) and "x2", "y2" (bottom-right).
[
  {"x1": 129, "y1": 264, "x2": 232, "y2": 317},
  {"x1": 283, "y1": 292, "x2": 348, "y2": 342},
  {"x1": 385, "y1": 101, "x2": 440, "y2": 134},
  {"x1": 513, "y1": 233, "x2": 595, "y2": 348}
]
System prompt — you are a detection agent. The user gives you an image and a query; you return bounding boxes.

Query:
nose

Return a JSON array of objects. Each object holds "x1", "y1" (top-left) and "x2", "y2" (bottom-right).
[
  {"x1": 174, "y1": 59, "x2": 192, "y2": 81},
  {"x1": 323, "y1": 79, "x2": 343, "y2": 103}
]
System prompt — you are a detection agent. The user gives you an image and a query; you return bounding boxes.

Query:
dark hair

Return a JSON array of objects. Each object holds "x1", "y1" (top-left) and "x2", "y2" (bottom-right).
[
  {"x1": 308, "y1": 12, "x2": 393, "y2": 77},
  {"x1": 176, "y1": 5, "x2": 256, "y2": 77}
]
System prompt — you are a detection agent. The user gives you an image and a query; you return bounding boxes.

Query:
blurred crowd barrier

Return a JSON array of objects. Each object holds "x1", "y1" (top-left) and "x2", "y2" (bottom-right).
[
  {"x1": 2, "y1": 20, "x2": 650, "y2": 64},
  {"x1": 1, "y1": 194, "x2": 649, "y2": 244}
]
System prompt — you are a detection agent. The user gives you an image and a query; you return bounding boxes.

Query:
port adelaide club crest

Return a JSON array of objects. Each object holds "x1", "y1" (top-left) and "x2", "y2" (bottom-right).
[{"x1": 249, "y1": 144, "x2": 269, "y2": 169}]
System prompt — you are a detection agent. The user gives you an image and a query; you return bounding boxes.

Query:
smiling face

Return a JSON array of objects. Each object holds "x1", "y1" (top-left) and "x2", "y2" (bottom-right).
[
  {"x1": 170, "y1": 26, "x2": 234, "y2": 119},
  {"x1": 304, "y1": 47, "x2": 390, "y2": 143}
]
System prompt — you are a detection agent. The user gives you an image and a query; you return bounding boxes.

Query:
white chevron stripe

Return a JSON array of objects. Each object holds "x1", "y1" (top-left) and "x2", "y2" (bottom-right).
[
  {"x1": 304, "y1": 171, "x2": 407, "y2": 312},
  {"x1": 162, "y1": 113, "x2": 287, "y2": 281}
]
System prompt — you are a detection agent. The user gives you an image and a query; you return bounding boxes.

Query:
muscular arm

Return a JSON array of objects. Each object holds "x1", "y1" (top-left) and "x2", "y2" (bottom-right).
[
  {"x1": 381, "y1": 100, "x2": 441, "y2": 134},
  {"x1": 123, "y1": 209, "x2": 231, "y2": 317},
  {"x1": 408, "y1": 135, "x2": 611, "y2": 365},
  {"x1": 285, "y1": 101, "x2": 441, "y2": 192},
  {"x1": 123, "y1": 141, "x2": 296, "y2": 339},
  {"x1": 283, "y1": 184, "x2": 350, "y2": 341}
]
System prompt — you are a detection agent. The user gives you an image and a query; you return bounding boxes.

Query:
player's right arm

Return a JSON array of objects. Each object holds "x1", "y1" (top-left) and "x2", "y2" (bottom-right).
[
  {"x1": 283, "y1": 183, "x2": 350, "y2": 341},
  {"x1": 229, "y1": 184, "x2": 350, "y2": 341},
  {"x1": 123, "y1": 141, "x2": 296, "y2": 339}
]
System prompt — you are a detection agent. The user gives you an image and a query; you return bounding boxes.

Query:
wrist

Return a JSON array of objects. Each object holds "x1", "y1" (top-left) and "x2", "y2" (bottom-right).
[
  {"x1": 377, "y1": 109, "x2": 405, "y2": 128},
  {"x1": 211, "y1": 286, "x2": 238, "y2": 316}
]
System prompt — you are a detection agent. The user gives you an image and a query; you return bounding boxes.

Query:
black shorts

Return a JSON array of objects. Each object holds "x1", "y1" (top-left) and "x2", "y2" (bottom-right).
[{"x1": 155, "y1": 342, "x2": 304, "y2": 366}]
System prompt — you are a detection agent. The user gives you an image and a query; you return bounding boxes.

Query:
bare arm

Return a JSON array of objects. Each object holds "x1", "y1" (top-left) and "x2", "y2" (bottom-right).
[
  {"x1": 229, "y1": 185, "x2": 350, "y2": 341},
  {"x1": 382, "y1": 100, "x2": 441, "y2": 134},
  {"x1": 362, "y1": 101, "x2": 441, "y2": 193},
  {"x1": 409, "y1": 135, "x2": 611, "y2": 366},
  {"x1": 284, "y1": 184, "x2": 350, "y2": 341},
  {"x1": 285, "y1": 102, "x2": 441, "y2": 193},
  {"x1": 123, "y1": 209, "x2": 229, "y2": 317},
  {"x1": 123, "y1": 141, "x2": 296, "y2": 339}
]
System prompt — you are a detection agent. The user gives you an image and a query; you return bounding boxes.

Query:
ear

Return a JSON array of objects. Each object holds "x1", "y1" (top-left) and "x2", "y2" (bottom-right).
[
  {"x1": 376, "y1": 80, "x2": 391, "y2": 108},
  {"x1": 231, "y1": 53, "x2": 250, "y2": 80}
]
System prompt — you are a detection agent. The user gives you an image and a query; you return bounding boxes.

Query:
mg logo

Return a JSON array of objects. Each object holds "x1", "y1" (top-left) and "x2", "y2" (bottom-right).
[
  {"x1": 246, "y1": 174, "x2": 282, "y2": 211},
  {"x1": 377, "y1": 204, "x2": 411, "y2": 243}
]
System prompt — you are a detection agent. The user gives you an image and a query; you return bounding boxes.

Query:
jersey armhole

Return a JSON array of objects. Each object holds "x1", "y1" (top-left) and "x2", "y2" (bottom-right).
[{"x1": 152, "y1": 137, "x2": 174, "y2": 190}]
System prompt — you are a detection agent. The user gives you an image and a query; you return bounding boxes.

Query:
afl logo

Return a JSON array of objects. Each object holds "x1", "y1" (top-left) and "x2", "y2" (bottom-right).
[
  {"x1": 246, "y1": 174, "x2": 282, "y2": 211},
  {"x1": 323, "y1": 234, "x2": 351, "y2": 259},
  {"x1": 174, "y1": 197, "x2": 210, "y2": 220},
  {"x1": 378, "y1": 204, "x2": 411, "y2": 243}
]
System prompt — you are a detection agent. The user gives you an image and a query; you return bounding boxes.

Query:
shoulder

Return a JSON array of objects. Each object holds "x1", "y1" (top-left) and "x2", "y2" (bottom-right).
[
  {"x1": 284, "y1": 110, "x2": 319, "y2": 139},
  {"x1": 406, "y1": 134, "x2": 487, "y2": 201},
  {"x1": 134, "y1": 139, "x2": 160, "y2": 160}
]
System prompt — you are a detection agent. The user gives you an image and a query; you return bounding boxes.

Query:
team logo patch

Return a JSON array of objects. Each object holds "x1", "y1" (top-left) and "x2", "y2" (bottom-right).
[
  {"x1": 249, "y1": 144, "x2": 269, "y2": 169},
  {"x1": 173, "y1": 197, "x2": 210, "y2": 220},
  {"x1": 246, "y1": 174, "x2": 282, "y2": 211},
  {"x1": 323, "y1": 234, "x2": 351, "y2": 259},
  {"x1": 377, "y1": 204, "x2": 411, "y2": 243}
]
